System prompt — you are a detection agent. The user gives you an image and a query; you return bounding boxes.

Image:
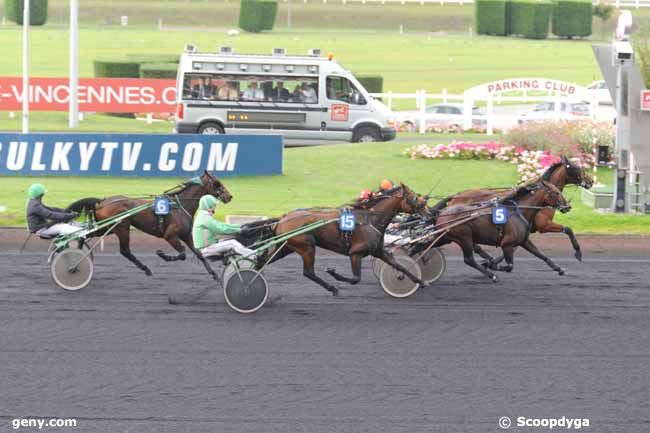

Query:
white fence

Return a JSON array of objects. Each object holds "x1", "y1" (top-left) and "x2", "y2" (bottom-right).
[{"x1": 369, "y1": 89, "x2": 609, "y2": 135}]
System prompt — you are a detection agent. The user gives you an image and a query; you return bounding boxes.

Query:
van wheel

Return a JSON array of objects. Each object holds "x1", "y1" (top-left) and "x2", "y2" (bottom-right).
[
  {"x1": 354, "y1": 126, "x2": 381, "y2": 142},
  {"x1": 198, "y1": 122, "x2": 225, "y2": 135}
]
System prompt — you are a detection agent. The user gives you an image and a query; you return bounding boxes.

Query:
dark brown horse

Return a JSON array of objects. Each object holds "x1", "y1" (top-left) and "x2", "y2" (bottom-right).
[
  {"x1": 433, "y1": 156, "x2": 593, "y2": 265},
  {"x1": 67, "y1": 171, "x2": 232, "y2": 279},
  {"x1": 432, "y1": 181, "x2": 571, "y2": 282},
  {"x1": 257, "y1": 184, "x2": 430, "y2": 296}
]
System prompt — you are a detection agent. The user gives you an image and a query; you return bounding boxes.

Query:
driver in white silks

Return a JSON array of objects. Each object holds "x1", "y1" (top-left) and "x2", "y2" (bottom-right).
[{"x1": 192, "y1": 195, "x2": 257, "y2": 260}]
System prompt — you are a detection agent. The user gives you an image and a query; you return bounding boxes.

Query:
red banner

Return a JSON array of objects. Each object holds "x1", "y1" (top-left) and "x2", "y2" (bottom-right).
[{"x1": 0, "y1": 77, "x2": 177, "y2": 113}]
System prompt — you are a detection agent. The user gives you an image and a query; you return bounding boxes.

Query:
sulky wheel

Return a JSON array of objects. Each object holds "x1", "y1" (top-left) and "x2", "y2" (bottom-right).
[
  {"x1": 224, "y1": 269, "x2": 269, "y2": 314},
  {"x1": 221, "y1": 260, "x2": 255, "y2": 286},
  {"x1": 51, "y1": 248, "x2": 94, "y2": 291},
  {"x1": 379, "y1": 254, "x2": 422, "y2": 298},
  {"x1": 372, "y1": 247, "x2": 408, "y2": 280},
  {"x1": 413, "y1": 248, "x2": 446, "y2": 285}
]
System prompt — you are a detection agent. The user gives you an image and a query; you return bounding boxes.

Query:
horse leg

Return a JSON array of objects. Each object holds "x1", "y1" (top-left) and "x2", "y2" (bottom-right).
[
  {"x1": 537, "y1": 222, "x2": 582, "y2": 262},
  {"x1": 474, "y1": 245, "x2": 499, "y2": 270},
  {"x1": 457, "y1": 239, "x2": 499, "y2": 282},
  {"x1": 156, "y1": 225, "x2": 187, "y2": 262},
  {"x1": 293, "y1": 245, "x2": 340, "y2": 296},
  {"x1": 181, "y1": 235, "x2": 219, "y2": 281},
  {"x1": 326, "y1": 254, "x2": 362, "y2": 285},
  {"x1": 520, "y1": 239, "x2": 565, "y2": 275},
  {"x1": 497, "y1": 245, "x2": 516, "y2": 273},
  {"x1": 373, "y1": 248, "x2": 426, "y2": 286},
  {"x1": 116, "y1": 226, "x2": 153, "y2": 276}
]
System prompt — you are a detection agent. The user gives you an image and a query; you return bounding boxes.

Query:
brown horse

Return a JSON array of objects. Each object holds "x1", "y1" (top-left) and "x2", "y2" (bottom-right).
[
  {"x1": 433, "y1": 156, "x2": 593, "y2": 265},
  {"x1": 67, "y1": 171, "x2": 232, "y2": 279},
  {"x1": 432, "y1": 181, "x2": 571, "y2": 282},
  {"x1": 259, "y1": 184, "x2": 430, "y2": 296}
]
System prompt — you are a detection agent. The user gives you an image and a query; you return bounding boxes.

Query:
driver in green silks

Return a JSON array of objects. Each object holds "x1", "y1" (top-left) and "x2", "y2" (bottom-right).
[{"x1": 193, "y1": 195, "x2": 256, "y2": 259}]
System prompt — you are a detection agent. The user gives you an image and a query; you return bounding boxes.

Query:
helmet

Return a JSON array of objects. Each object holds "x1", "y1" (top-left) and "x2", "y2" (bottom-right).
[
  {"x1": 198, "y1": 195, "x2": 218, "y2": 210},
  {"x1": 380, "y1": 179, "x2": 393, "y2": 191},
  {"x1": 28, "y1": 183, "x2": 47, "y2": 199},
  {"x1": 358, "y1": 189, "x2": 372, "y2": 201}
]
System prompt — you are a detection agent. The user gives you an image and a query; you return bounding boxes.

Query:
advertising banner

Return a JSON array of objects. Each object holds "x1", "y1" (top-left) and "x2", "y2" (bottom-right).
[
  {"x1": 0, "y1": 134, "x2": 283, "y2": 177},
  {"x1": 0, "y1": 77, "x2": 176, "y2": 113}
]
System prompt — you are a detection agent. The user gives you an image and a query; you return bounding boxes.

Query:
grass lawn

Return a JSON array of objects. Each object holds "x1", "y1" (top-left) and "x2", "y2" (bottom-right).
[{"x1": 1, "y1": 138, "x2": 648, "y2": 233}]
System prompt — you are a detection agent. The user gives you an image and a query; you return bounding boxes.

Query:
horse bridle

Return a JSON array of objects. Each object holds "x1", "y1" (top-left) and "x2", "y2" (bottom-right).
[{"x1": 540, "y1": 182, "x2": 570, "y2": 212}]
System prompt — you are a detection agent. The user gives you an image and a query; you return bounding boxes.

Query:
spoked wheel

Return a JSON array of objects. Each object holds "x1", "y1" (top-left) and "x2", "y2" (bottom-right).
[
  {"x1": 379, "y1": 254, "x2": 421, "y2": 298},
  {"x1": 372, "y1": 247, "x2": 407, "y2": 280},
  {"x1": 221, "y1": 260, "x2": 255, "y2": 286},
  {"x1": 413, "y1": 248, "x2": 446, "y2": 285},
  {"x1": 51, "y1": 248, "x2": 94, "y2": 291},
  {"x1": 224, "y1": 269, "x2": 269, "y2": 314}
]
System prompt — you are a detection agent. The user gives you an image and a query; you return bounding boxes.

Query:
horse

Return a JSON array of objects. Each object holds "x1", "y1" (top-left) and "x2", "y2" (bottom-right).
[
  {"x1": 251, "y1": 184, "x2": 430, "y2": 296},
  {"x1": 431, "y1": 181, "x2": 571, "y2": 282},
  {"x1": 66, "y1": 171, "x2": 232, "y2": 279},
  {"x1": 432, "y1": 156, "x2": 593, "y2": 266}
]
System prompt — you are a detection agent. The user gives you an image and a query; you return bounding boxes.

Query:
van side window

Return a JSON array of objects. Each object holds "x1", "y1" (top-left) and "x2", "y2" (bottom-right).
[{"x1": 326, "y1": 76, "x2": 366, "y2": 105}]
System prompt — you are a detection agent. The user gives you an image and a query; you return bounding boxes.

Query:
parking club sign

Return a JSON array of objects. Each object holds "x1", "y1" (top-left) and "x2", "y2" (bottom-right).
[{"x1": 641, "y1": 90, "x2": 650, "y2": 111}]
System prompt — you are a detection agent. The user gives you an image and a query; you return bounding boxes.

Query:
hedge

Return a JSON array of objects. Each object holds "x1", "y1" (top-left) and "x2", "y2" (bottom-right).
[
  {"x1": 551, "y1": 0, "x2": 592, "y2": 38},
  {"x1": 508, "y1": 0, "x2": 552, "y2": 39},
  {"x1": 239, "y1": 0, "x2": 278, "y2": 33},
  {"x1": 356, "y1": 75, "x2": 383, "y2": 94},
  {"x1": 93, "y1": 59, "x2": 141, "y2": 78},
  {"x1": 139, "y1": 63, "x2": 178, "y2": 79},
  {"x1": 125, "y1": 54, "x2": 180, "y2": 64},
  {"x1": 5, "y1": 0, "x2": 48, "y2": 26},
  {"x1": 475, "y1": 0, "x2": 508, "y2": 36}
]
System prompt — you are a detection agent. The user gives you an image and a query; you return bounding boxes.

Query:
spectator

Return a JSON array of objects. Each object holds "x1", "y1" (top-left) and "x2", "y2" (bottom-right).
[
  {"x1": 270, "y1": 81, "x2": 290, "y2": 102},
  {"x1": 202, "y1": 77, "x2": 217, "y2": 99},
  {"x1": 243, "y1": 81, "x2": 264, "y2": 101},
  {"x1": 219, "y1": 81, "x2": 239, "y2": 101},
  {"x1": 301, "y1": 82, "x2": 318, "y2": 104}
]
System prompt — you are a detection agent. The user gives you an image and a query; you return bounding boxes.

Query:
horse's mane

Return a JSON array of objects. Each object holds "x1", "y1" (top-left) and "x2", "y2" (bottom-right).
[
  {"x1": 502, "y1": 181, "x2": 542, "y2": 203},
  {"x1": 348, "y1": 186, "x2": 402, "y2": 209},
  {"x1": 541, "y1": 160, "x2": 566, "y2": 181}
]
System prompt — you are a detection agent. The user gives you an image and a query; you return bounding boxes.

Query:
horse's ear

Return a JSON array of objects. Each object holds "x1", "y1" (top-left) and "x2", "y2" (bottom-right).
[{"x1": 561, "y1": 155, "x2": 568, "y2": 164}]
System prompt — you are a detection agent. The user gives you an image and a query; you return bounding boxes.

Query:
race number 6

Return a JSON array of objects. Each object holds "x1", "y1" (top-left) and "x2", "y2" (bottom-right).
[{"x1": 154, "y1": 197, "x2": 170, "y2": 216}]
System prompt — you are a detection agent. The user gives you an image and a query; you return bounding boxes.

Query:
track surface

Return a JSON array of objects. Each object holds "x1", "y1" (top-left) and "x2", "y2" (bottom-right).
[{"x1": 1, "y1": 230, "x2": 649, "y2": 433}]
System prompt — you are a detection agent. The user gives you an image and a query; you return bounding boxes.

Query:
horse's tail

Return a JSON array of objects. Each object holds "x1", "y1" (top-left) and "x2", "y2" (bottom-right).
[
  {"x1": 66, "y1": 197, "x2": 102, "y2": 218},
  {"x1": 237, "y1": 217, "x2": 280, "y2": 247}
]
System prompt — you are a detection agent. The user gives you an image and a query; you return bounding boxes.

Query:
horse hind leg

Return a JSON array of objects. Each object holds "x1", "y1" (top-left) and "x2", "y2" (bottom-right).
[
  {"x1": 156, "y1": 226, "x2": 187, "y2": 262},
  {"x1": 293, "y1": 244, "x2": 340, "y2": 296},
  {"x1": 116, "y1": 226, "x2": 153, "y2": 276},
  {"x1": 374, "y1": 248, "x2": 426, "y2": 286},
  {"x1": 457, "y1": 239, "x2": 498, "y2": 282},
  {"x1": 474, "y1": 245, "x2": 500, "y2": 270},
  {"x1": 326, "y1": 254, "x2": 362, "y2": 285}
]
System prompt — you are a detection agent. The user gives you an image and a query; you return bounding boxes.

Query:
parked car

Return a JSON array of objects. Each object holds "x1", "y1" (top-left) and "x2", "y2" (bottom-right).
[
  {"x1": 587, "y1": 80, "x2": 613, "y2": 106},
  {"x1": 517, "y1": 101, "x2": 591, "y2": 124},
  {"x1": 394, "y1": 103, "x2": 486, "y2": 132}
]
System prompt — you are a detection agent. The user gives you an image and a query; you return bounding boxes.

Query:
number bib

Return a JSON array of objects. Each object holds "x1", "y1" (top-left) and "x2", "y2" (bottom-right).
[
  {"x1": 154, "y1": 197, "x2": 170, "y2": 216},
  {"x1": 492, "y1": 206, "x2": 508, "y2": 225},
  {"x1": 339, "y1": 211, "x2": 356, "y2": 232}
]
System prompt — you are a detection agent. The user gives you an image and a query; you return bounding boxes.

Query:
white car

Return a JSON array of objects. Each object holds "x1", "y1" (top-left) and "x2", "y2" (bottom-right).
[
  {"x1": 517, "y1": 101, "x2": 591, "y2": 124},
  {"x1": 587, "y1": 80, "x2": 613, "y2": 106},
  {"x1": 394, "y1": 103, "x2": 486, "y2": 132}
]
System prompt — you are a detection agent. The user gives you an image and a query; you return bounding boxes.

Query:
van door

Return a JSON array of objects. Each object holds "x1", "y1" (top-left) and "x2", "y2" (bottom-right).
[{"x1": 322, "y1": 75, "x2": 371, "y2": 142}]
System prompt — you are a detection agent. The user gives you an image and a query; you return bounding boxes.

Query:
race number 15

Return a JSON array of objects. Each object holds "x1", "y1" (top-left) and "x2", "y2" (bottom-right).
[{"x1": 340, "y1": 213, "x2": 355, "y2": 231}]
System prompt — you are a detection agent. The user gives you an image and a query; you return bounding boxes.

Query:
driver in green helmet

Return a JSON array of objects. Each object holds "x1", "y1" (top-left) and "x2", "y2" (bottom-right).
[
  {"x1": 26, "y1": 183, "x2": 79, "y2": 237},
  {"x1": 193, "y1": 195, "x2": 256, "y2": 260}
]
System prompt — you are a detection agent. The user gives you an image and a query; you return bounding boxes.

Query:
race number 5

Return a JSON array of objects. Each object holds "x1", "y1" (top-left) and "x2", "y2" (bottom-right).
[
  {"x1": 340, "y1": 212, "x2": 355, "y2": 231},
  {"x1": 492, "y1": 206, "x2": 507, "y2": 225},
  {"x1": 154, "y1": 197, "x2": 170, "y2": 216}
]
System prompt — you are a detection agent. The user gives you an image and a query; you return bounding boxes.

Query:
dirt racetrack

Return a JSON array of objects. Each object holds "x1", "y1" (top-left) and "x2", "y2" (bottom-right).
[{"x1": 1, "y1": 229, "x2": 649, "y2": 433}]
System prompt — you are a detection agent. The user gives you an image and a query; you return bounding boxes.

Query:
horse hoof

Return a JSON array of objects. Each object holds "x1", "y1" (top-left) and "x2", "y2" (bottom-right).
[
  {"x1": 155, "y1": 250, "x2": 165, "y2": 257},
  {"x1": 325, "y1": 267, "x2": 336, "y2": 274},
  {"x1": 558, "y1": 269, "x2": 566, "y2": 276},
  {"x1": 490, "y1": 275, "x2": 499, "y2": 283},
  {"x1": 575, "y1": 250, "x2": 583, "y2": 262},
  {"x1": 144, "y1": 269, "x2": 153, "y2": 276},
  {"x1": 331, "y1": 287, "x2": 339, "y2": 296}
]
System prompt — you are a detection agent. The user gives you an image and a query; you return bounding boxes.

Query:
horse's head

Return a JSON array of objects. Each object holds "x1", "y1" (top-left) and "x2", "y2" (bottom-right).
[
  {"x1": 399, "y1": 183, "x2": 430, "y2": 218},
  {"x1": 200, "y1": 170, "x2": 233, "y2": 203},
  {"x1": 561, "y1": 156, "x2": 593, "y2": 190},
  {"x1": 540, "y1": 181, "x2": 571, "y2": 213}
]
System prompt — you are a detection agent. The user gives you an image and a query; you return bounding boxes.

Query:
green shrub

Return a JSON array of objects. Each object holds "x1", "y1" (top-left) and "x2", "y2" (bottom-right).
[
  {"x1": 5, "y1": 0, "x2": 48, "y2": 26},
  {"x1": 139, "y1": 63, "x2": 178, "y2": 79},
  {"x1": 552, "y1": 0, "x2": 592, "y2": 38},
  {"x1": 355, "y1": 75, "x2": 383, "y2": 94},
  {"x1": 93, "y1": 59, "x2": 141, "y2": 78},
  {"x1": 475, "y1": 0, "x2": 508, "y2": 36},
  {"x1": 239, "y1": 0, "x2": 278, "y2": 33},
  {"x1": 126, "y1": 54, "x2": 180, "y2": 64},
  {"x1": 508, "y1": 0, "x2": 552, "y2": 39}
]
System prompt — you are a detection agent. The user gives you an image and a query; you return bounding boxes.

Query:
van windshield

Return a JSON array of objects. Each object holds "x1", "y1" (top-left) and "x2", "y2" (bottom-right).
[{"x1": 182, "y1": 73, "x2": 319, "y2": 104}]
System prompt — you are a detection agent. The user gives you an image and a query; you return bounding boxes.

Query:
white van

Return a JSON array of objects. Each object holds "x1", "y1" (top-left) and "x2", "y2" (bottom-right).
[{"x1": 174, "y1": 46, "x2": 396, "y2": 142}]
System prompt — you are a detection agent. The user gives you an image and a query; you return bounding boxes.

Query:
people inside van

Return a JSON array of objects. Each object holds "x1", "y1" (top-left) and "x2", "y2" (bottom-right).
[
  {"x1": 202, "y1": 77, "x2": 217, "y2": 99},
  {"x1": 270, "y1": 81, "x2": 290, "y2": 102},
  {"x1": 218, "y1": 81, "x2": 239, "y2": 101},
  {"x1": 300, "y1": 82, "x2": 318, "y2": 103},
  {"x1": 243, "y1": 81, "x2": 264, "y2": 101}
]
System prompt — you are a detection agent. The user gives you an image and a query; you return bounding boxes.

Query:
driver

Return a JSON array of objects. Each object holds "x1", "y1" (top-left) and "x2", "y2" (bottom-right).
[
  {"x1": 193, "y1": 195, "x2": 256, "y2": 260},
  {"x1": 26, "y1": 183, "x2": 80, "y2": 237}
]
